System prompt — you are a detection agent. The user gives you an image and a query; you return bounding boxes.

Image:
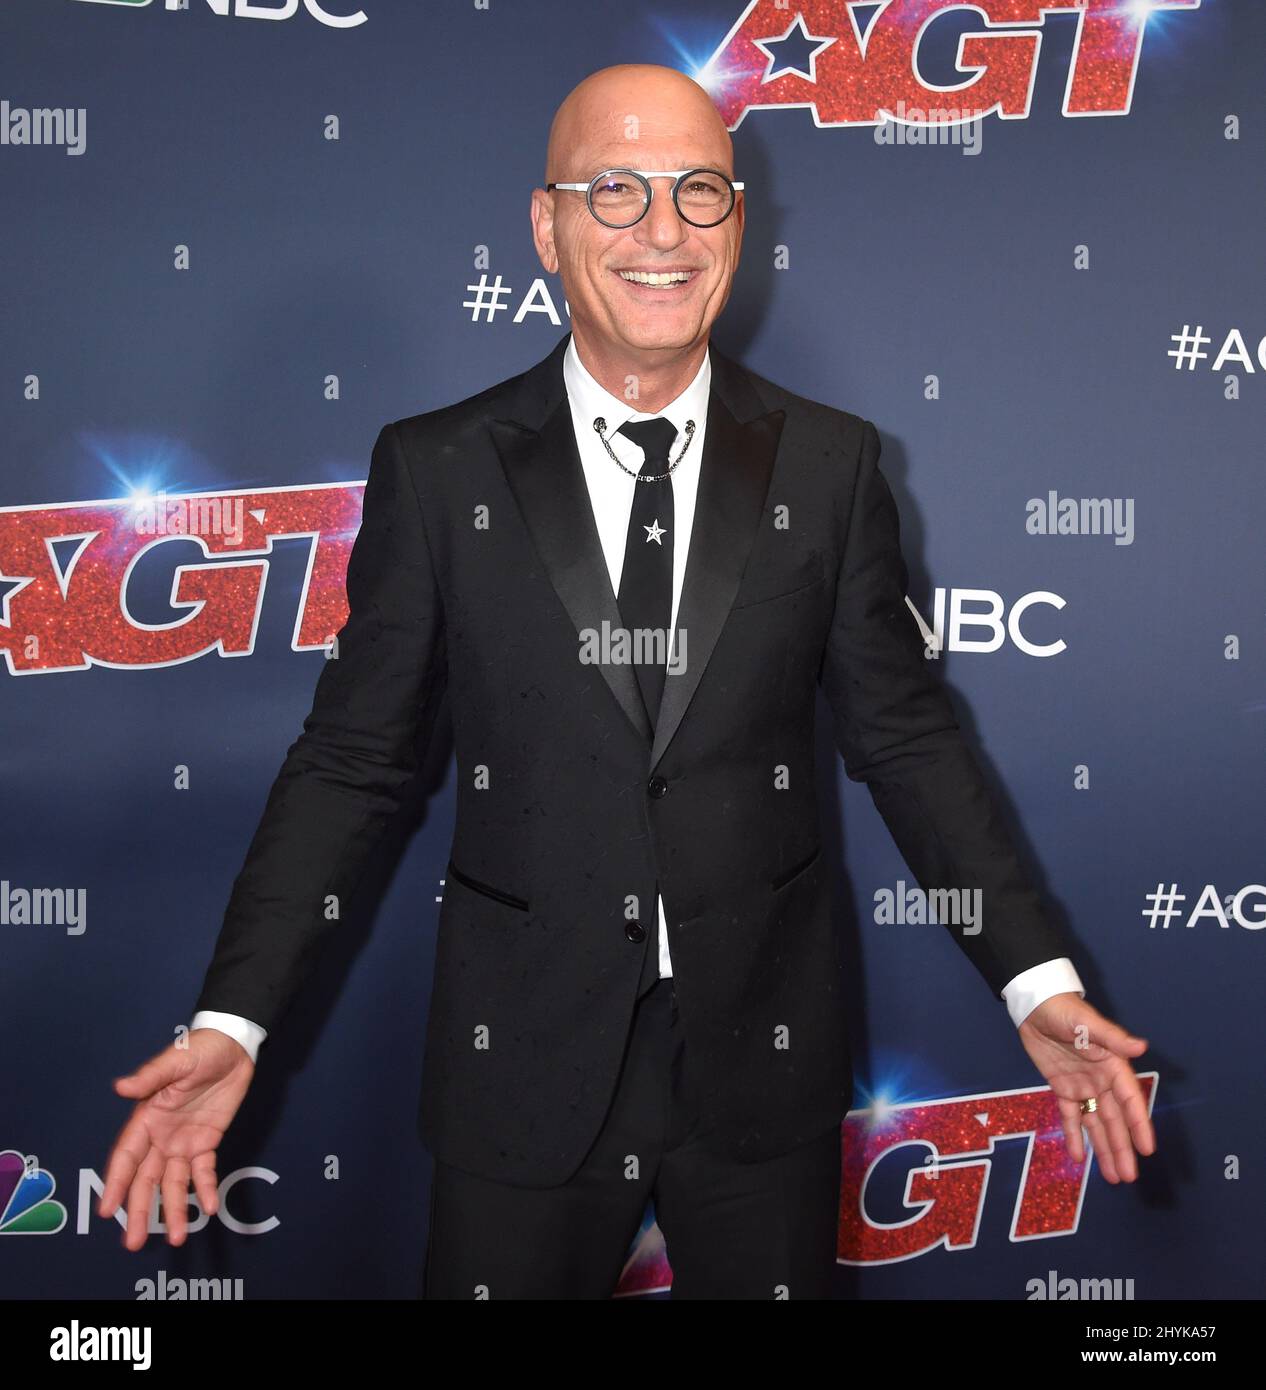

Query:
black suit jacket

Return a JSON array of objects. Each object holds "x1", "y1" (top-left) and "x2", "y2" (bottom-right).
[{"x1": 194, "y1": 332, "x2": 1076, "y2": 1186}]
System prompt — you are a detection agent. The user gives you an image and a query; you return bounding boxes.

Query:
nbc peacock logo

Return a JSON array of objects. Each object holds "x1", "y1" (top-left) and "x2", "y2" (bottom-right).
[{"x1": 0, "y1": 1150, "x2": 68, "y2": 1234}]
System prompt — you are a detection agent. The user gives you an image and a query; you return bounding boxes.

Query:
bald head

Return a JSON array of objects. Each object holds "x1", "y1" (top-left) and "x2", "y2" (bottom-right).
[{"x1": 545, "y1": 64, "x2": 734, "y2": 184}]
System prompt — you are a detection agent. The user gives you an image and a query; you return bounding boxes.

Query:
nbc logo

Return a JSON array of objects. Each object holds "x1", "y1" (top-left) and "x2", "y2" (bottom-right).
[
  {"x1": 69, "y1": 0, "x2": 368, "y2": 26},
  {"x1": 0, "y1": 1150, "x2": 68, "y2": 1234}
]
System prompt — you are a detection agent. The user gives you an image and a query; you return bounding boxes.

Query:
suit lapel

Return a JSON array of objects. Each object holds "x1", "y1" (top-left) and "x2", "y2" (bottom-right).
[
  {"x1": 495, "y1": 403, "x2": 656, "y2": 747},
  {"x1": 487, "y1": 332, "x2": 785, "y2": 767},
  {"x1": 651, "y1": 377, "x2": 784, "y2": 768}
]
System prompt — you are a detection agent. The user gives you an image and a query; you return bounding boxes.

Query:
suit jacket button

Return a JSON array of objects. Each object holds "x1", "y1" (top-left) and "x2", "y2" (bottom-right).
[
  {"x1": 625, "y1": 920, "x2": 646, "y2": 943},
  {"x1": 647, "y1": 775, "x2": 668, "y2": 798}
]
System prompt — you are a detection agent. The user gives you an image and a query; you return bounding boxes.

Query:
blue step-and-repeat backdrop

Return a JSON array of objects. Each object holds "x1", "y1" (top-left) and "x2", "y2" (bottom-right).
[{"x1": 2, "y1": 0, "x2": 1261, "y2": 1300}]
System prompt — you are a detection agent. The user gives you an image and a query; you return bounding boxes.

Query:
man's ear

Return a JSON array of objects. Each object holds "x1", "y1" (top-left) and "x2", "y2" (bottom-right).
[{"x1": 530, "y1": 188, "x2": 559, "y2": 274}]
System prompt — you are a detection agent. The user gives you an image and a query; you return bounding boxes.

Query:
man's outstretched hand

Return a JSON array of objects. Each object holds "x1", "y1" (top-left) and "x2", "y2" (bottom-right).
[
  {"x1": 1019, "y1": 992, "x2": 1155, "y2": 1184},
  {"x1": 99, "y1": 1030, "x2": 255, "y2": 1250}
]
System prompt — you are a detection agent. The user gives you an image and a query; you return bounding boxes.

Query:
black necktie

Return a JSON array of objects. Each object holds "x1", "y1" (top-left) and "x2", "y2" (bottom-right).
[
  {"x1": 615, "y1": 417, "x2": 677, "y2": 729},
  {"x1": 616, "y1": 417, "x2": 677, "y2": 1000}
]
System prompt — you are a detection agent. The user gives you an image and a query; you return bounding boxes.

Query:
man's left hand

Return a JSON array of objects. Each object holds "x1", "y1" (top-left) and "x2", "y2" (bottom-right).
[{"x1": 1019, "y1": 993, "x2": 1156, "y2": 1183}]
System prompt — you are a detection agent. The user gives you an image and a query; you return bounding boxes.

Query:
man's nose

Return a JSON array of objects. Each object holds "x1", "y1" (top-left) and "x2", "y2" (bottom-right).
[{"x1": 634, "y1": 180, "x2": 689, "y2": 248}]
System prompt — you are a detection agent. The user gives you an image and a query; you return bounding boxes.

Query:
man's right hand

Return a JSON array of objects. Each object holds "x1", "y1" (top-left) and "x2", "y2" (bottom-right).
[{"x1": 99, "y1": 1029, "x2": 255, "y2": 1251}]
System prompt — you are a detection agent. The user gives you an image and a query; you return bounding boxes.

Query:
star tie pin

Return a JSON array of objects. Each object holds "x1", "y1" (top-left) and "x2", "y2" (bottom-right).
[{"x1": 644, "y1": 518, "x2": 667, "y2": 545}]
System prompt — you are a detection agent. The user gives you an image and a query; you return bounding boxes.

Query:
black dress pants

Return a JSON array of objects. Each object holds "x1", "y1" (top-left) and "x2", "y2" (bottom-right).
[{"x1": 422, "y1": 978, "x2": 842, "y2": 1299}]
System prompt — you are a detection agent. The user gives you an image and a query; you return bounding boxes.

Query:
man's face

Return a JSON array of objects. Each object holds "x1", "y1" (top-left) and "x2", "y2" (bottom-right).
[{"x1": 533, "y1": 123, "x2": 744, "y2": 361}]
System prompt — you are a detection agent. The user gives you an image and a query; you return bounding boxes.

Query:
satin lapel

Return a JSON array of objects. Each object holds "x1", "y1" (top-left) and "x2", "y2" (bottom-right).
[
  {"x1": 651, "y1": 387, "x2": 786, "y2": 770},
  {"x1": 489, "y1": 388, "x2": 653, "y2": 749}
]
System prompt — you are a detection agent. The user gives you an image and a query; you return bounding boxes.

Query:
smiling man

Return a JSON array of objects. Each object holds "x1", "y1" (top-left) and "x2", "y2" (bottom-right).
[{"x1": 101, "y1": 63, "x2": 1155, "y2": 1300}]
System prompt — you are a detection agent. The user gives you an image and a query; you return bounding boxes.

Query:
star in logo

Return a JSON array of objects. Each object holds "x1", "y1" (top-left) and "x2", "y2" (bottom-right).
[
  {"x1": 753, "y1": 13, "x2": 838, "y2": 85},
  {"x1": 644, "y1": 519, "x2": 668, "y2": 545},
  {"x1": 0, "y1": 570, "x2": 34, "y2": 628}
]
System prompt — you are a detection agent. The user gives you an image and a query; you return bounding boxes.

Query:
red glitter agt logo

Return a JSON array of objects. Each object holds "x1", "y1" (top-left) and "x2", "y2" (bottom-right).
[
  {"x1": 699, "y1": 0, "x2": 1201, "y2": 128},
  {"x1": 0, "y1": 483, "x2": 363, "y2": 675},
  {"x1": 838, "y1": 1072, "x2": 1159, "y2": 1263},
  {"x1": 617, "y1": 1072, "x2": 1159, "y2": 1295}
]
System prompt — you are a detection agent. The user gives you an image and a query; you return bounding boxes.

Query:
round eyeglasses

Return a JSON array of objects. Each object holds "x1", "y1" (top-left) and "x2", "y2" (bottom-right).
[{"x1": 545, "y1": 167, "x2": 744, "y2": 229}]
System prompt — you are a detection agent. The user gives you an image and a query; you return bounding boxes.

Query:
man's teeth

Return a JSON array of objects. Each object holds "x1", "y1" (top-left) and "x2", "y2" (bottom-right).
[{"x1": 619, "y1": 270, "x2": 692, "y2": 285}]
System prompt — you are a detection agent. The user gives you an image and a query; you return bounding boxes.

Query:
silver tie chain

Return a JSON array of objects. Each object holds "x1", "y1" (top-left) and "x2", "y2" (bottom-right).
[{"x1": 593, "y1": 417, "x2": 697, "y2": 482}]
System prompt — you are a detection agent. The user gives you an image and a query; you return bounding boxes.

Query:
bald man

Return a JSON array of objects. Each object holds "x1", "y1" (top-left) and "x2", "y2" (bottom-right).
[{"x1": 102, "y1": 64, "x2": 1154, "y2": 1300}]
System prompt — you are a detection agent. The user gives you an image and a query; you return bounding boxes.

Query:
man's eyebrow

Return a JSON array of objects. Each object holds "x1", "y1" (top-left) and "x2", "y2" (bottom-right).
[{"x1": 574, "y1": 159, "x2": 730, "y2": 174}]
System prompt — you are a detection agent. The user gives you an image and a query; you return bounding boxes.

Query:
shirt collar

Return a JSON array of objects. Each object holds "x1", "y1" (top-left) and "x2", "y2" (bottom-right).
[{"x1": 563, "y1": 335, "x2": 711, "y2": 445}]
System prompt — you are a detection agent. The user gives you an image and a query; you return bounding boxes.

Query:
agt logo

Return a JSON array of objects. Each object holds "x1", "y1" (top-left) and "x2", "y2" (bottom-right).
[
  {"x1": 696, "y1": 0, "x2": 1201, "y2": 128},
  {"x1": 617, "y1": 1074, "x2": 1160, "y2": 1293},
  {"x1": 0, "y1": 483, "x2": 362, "y2": 676},
  {"x1": 833, "y1": 1075, "x2": 1158, "y2": 1264},
  {"x1": 71, "y1": 0, "x2": 367, "y2": 29}
]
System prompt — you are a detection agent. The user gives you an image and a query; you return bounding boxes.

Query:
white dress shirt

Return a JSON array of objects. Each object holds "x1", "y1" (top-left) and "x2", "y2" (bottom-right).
[
  {"x1": 562, "y1": 334, "x2": 710, "y2": 988},
  {"x1": 190, "y1": 338, "x2": 1083, "y2": 1061}
]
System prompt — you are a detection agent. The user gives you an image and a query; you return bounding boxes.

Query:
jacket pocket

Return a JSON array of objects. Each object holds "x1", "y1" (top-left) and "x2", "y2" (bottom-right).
[
  {"x1": 730, "y1": 554, "x2": 826, "y2": 611},
  {"x1": 446, "y1": 859, "x2": 530, "y2": 912},
  {"x1": 770, "y1": 844, "x2": 822, "y2": 894}
]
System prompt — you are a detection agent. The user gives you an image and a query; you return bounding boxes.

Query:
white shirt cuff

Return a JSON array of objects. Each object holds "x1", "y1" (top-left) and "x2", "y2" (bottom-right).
[
  {"x1": 190, "y1": 1010, "x2": 268, "y2": 1063},
  {"x1": 1000, "y1": 958, "x2": 1084, "y2": 1027}
]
